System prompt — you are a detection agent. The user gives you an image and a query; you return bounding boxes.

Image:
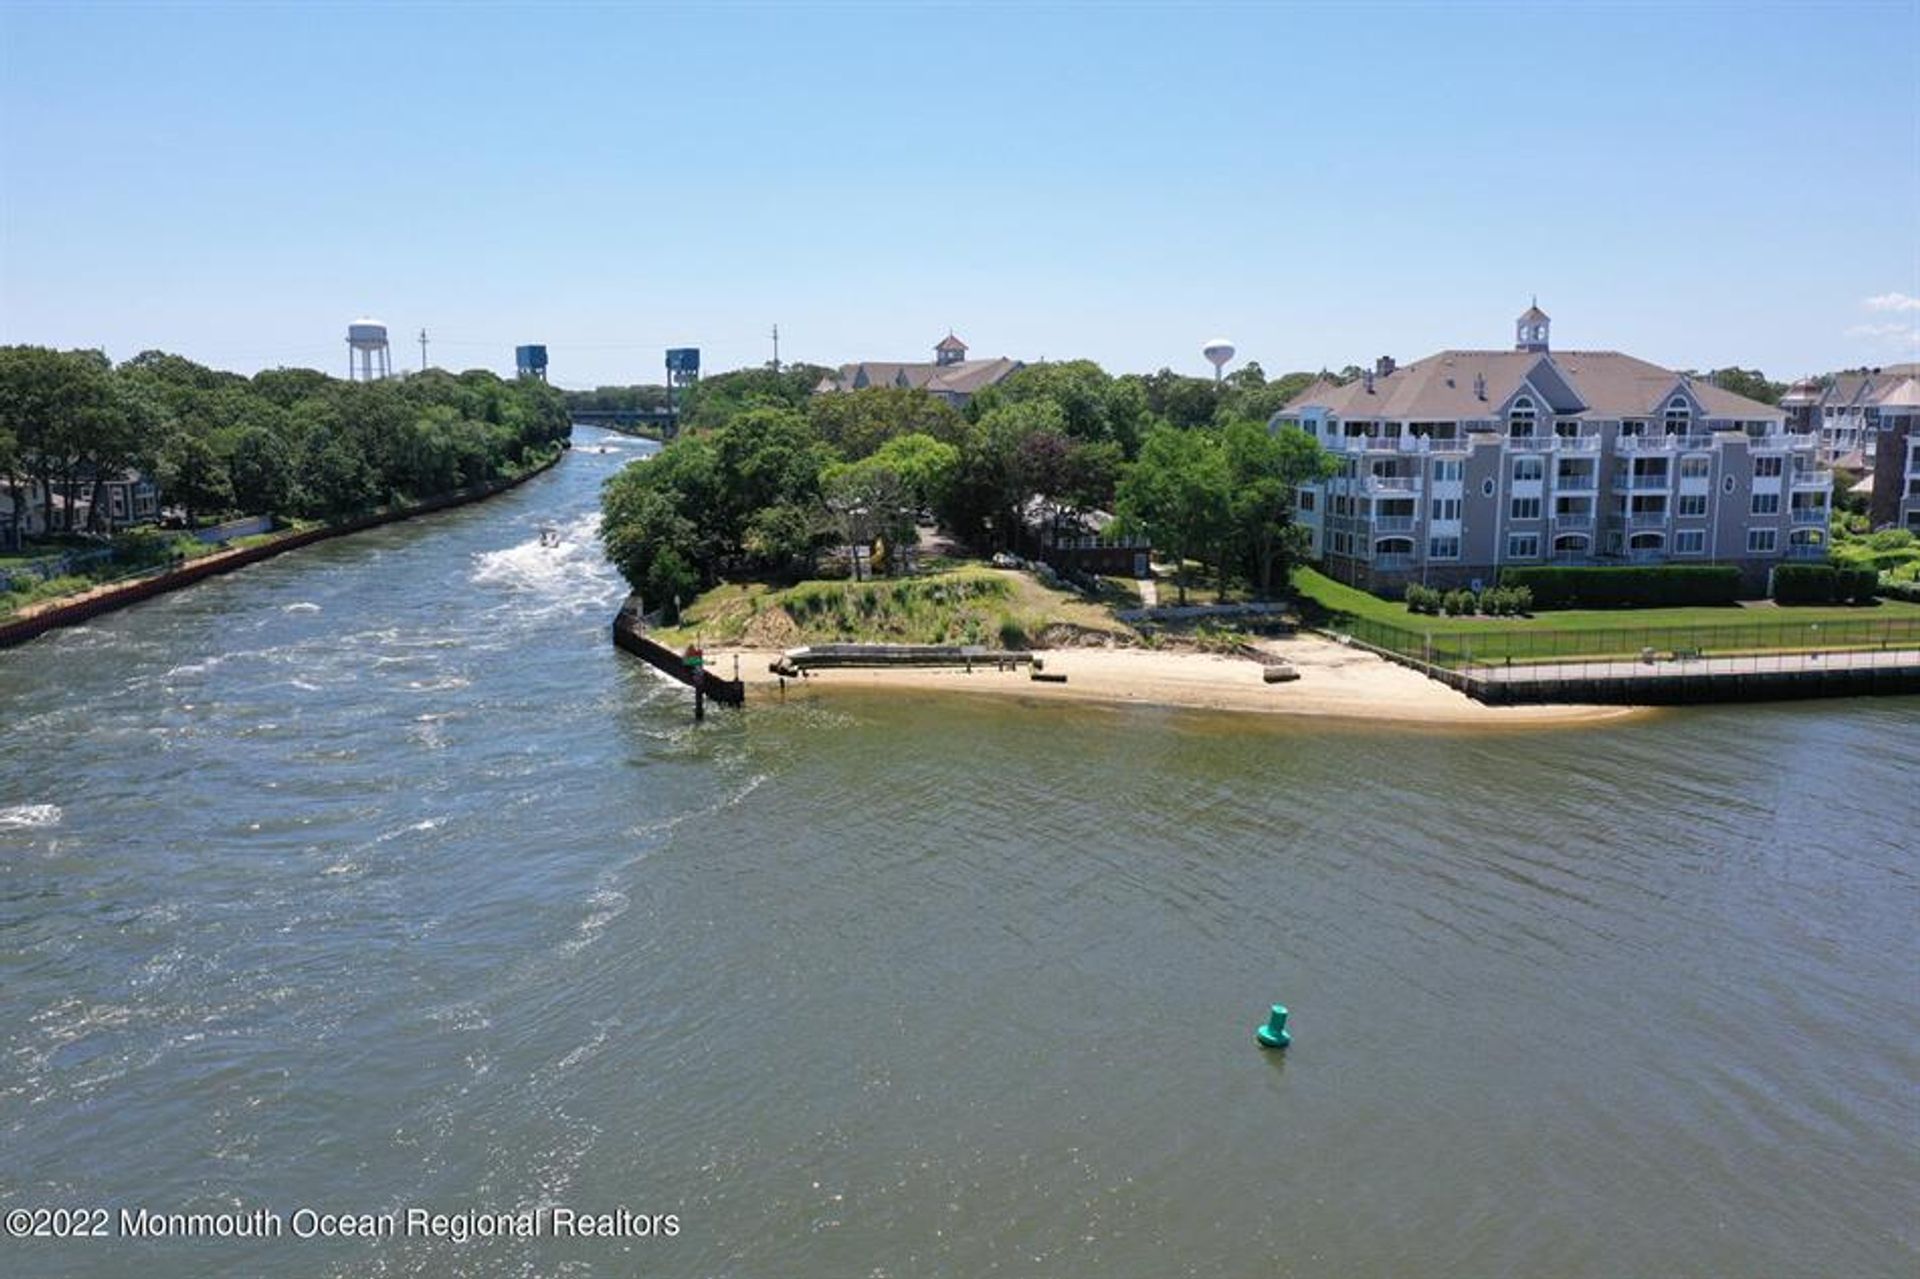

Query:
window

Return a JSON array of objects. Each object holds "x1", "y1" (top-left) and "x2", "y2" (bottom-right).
[
  {"x1": 1552, "y1": 533, "x2": 1589, "y2": 554},
  {"x1": 1748, "y1": 528, "x2": 1778, "y2": 553},
  {"x1": 1679, "y1": 455, "x2": 1710, "y2": 480},
  {"x1": 1512, "y1": 456, "x2": 1544, "y2": 482},
  {"x1": 1509, "y1": 396, "x2": 1536, "y2": 438},
  {"x1": 1511, "y1": 497, "x2": 1542, "y2": 520},
  {"x1": 1677, "y1": 493, "x2": 1708, "y2": 518},
  {"x1": 1751, "y1": 492, "x2": 1780, "y2": 515},
  {"x1": 1629, "y1": 532, "x2": 1665, "y2": 551},
  {"x1": 1428, "y1": 535, "x2": 1460, "y2": 560},
  {"x1": 1432, "y1": 459, "x2": 1462, "y2": 483},
  {"x1": 1296, "y1": 489, "x2": 1316, "y2": 512},
  {"x1": 1664, "y1": 396, "x2": 1691, "y2": 434},
  {"x1": 1621, "y1": 420, "x2": 1645, "y2": 438},
  {"x1": 1506, "y1": 534, "x2": 1540, "y2": 559},
  {"x1": 1430, "y1": 497, "x2": 1461, "y2": 522},
  {"x1": 1482, "y1": 478, "x2": 1496, "y2": 497},
  {"x1": 1754, "y1": 455, "x2": 1783, "y2": 478},
  {"x1": 1675, "y1": 529, "x2": 1705, "y2": 554}
]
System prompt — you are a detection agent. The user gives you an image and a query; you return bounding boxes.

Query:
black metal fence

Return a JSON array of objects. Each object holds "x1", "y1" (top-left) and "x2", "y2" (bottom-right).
[{"x1": 1328, "y1": 614, "x2": 1920, "y2": 671}]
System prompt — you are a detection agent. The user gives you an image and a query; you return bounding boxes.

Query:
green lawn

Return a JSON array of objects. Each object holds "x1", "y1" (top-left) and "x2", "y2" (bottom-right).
[{"x1": 1292, "y1": 566, "x2": 1920, "y2": 666}]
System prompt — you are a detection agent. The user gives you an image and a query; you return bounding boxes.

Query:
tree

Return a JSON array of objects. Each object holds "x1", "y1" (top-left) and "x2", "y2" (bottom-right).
[
  {"x1": 1221, "y1": 418, "x2": 1338, "y2": 599},
  {"x1": 228, "y1": 426, "x2": 298, "y2": 514},
  {"x1": 1706, "y1": 367, "x2": 1784, "y2": 406},
  {"x1": 807, "y1": 387, "x2": 965, "y2": 459},
  {"x1": 1114, "y1": 423, "x2": 1230, "y2": 605},
  {"x1": 155, "y1": 430, "x2": 231, "y2": 527}
]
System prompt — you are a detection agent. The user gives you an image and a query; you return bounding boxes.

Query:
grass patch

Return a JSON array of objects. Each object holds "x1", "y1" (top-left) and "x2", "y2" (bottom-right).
[
  {"x1": 1292, "y1": 564, "x2": 1920, "y2": 665},
  {"x1": 653, "y1": 566, "x2": 1138, "y2": 649}
]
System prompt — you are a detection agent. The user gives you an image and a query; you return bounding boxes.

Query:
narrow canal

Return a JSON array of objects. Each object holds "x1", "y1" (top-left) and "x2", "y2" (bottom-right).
[{"x1": 2, "y1": 428, "x2": 1915, "y2": 1277}]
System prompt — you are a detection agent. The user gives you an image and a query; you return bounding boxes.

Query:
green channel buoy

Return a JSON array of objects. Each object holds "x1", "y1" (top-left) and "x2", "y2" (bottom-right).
[{"x1": 1256, "y1": 1003, "x2": 1291, "y2": 1049}]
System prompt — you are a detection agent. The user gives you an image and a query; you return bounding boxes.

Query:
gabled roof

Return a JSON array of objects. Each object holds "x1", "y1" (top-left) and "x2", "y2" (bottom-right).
[
  {"x1": 819, "y1": 356, "x2": 1022, "y2": 398},
  {"x1": 1282, "y1": 349, "x2": 1782, "y2": 423},
  {"x1": 1876, "y1": 376, "x2": 1920, "y2": 410},
  {"x1": 1518, "y1": 305, "x2": 1550, "y2": 324},
  {"x1": 935, "y1": 333, "x2": 968, "y2": 353}
]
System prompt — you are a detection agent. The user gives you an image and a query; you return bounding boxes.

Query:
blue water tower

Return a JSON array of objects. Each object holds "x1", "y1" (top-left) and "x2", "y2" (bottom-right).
[{"x1": 516, "y1": 345, "x2": 548, "y2": 382}]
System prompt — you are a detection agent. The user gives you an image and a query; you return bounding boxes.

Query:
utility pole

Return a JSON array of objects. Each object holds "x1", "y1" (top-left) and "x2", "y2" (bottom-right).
[
  {"x1": 418, "y1": 328, "x2": 429, "y2": 372},
  {"x1": 771, "y1": 323, "x2": 780, "y2": 374}
]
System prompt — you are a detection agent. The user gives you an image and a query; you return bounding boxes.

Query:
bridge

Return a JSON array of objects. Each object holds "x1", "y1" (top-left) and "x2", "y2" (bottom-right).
[{"x1": 569, "y1": 408, "x2": 677, "y2": 439}]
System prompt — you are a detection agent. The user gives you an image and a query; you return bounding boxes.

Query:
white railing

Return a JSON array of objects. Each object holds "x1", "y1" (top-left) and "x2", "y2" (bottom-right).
[
  {"x1": 1618, "y1": 434, "x2": 1716, "y2": 453},
  {"x1": 1330, "y1": 434, "x2": 1462, "y2": 455},
  {"x1": 1371, "y1": 553, "x2": 1415, "y2": 570},
  {"x1": 1553, "y1": 473, "x2": 1597, "y2": 490},
  {"x1": 1790, "y1": 507, "x2": 1828, "y2": 525},
  {"x1": 1790, "y1": 469, "x2": 1832, "y2": 489},
  {"x1": 1784, "y1": 546, "x2": 1828, "y2": 560},
  {"x1": 1365, "y1": 475, "x2": 1423, "y2": 493},
  {"x1": 1628, "y1": 511, "x2": 1670, "y2": 527},
  {"x1": 1552, "y1": 513, "x2": 1595, "y2": 528},
  {"x1": 1614, "y1": 475, "x2": 1672, "y2": 491},
  {"x1": 1370, "y1": 516, "x2": 1418, "y2": 533}
]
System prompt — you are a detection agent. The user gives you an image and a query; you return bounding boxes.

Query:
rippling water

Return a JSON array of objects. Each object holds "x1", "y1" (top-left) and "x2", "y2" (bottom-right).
[{"x1": 2, "y1": 429, "x2": 1915, "y2": 1278}]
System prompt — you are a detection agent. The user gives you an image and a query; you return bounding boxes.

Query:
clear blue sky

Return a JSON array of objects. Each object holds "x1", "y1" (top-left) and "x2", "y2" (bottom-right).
[{"x1": 3, "y1": 2, "x2": 1916, "y2": 388}]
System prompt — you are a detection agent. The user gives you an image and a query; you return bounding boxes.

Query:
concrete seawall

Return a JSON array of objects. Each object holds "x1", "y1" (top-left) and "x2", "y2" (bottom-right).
[
  {"x1": 1321, "y1": 628, "x2": 1920, "y2": 706},
  {"x1": 610, "y1": 597, "x2": 746, "y2": 706},
  {"x1": 0, "y1": 453, "x2": 561, "y2": 652}
]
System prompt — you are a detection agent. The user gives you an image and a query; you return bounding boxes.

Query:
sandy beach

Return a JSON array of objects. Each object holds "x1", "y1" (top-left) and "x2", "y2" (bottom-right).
[{"x1": 701, "y1": 633, "x2": 1643, "y2": 727}]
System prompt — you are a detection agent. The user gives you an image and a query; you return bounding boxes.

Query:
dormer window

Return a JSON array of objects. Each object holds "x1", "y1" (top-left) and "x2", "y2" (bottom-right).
[
  {"x1": 1509, "y1": 396, "x2": 1537, "y2": 439},
  {"x1": 1664, "y1": 396, "x2": 1691, "y2": 436}
]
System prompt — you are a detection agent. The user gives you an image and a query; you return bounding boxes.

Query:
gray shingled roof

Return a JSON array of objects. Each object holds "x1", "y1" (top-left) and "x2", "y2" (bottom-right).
[
  {"x1": 1283, "y1": 349, "x2": 1781, "y2": 422},
  {"x1": 820, "y1": 356, "x2": 1021, "y2": 397}
]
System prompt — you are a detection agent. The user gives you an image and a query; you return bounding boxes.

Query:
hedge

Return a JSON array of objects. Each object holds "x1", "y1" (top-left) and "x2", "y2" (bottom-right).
[
  {"x1": 1772, "y1": 563, "x2": 1878, "y2": 605},
  {"x1": 1497, "y1": 565, "x2": 1741, "y2": 609},
  {"x1": 1878, "y1": 579, "x2": 1920, "y2": 604}
]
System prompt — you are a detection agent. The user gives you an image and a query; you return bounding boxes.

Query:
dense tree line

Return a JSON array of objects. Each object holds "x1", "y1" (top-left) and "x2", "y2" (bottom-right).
[
  {"x1": 602, "y1": 358, "x2": 1334, "y2": 618},
  {"x1": 0, "y1": 346, "x2": 570, "y2": 547}
]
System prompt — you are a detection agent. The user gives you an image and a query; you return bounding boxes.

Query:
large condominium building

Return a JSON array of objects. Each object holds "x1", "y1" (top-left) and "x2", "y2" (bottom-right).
[
  {"x1": 1780, "y1": 363, "x2": 1920, "y2": 469},
  {"x1": 1272, "y1": 306, "x2": 1831, "y2": 596}
]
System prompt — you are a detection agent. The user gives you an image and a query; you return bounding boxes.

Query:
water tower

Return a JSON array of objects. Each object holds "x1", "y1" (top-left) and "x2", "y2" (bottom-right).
[
  {"x1": 347, "y1": 318, "x2": 391, "y2": 382},
  {"x1": 1203, "y1": 337, "x2": 1236, "y2": 384}
]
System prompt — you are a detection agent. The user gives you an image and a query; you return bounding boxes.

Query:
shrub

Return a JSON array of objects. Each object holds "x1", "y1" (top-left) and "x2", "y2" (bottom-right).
[
  {"x1": 1878, "y1": 579, "x2": 1920, "y2": 603},
  {"x1": 1772, "y1": 564, "x2": 1875, "y2": 605},
  {"x1": 1404, "y1": 583, "x2": 1442, "y2": 614},
  {"x1": 1507, "y1": 585, "x2": 1533, "y2": 615},
  {"x1": 1441, "y1": 588, "x2": 1473, "y2": 616},
  {"x1": 1500, "y1": 565, "x2": 1741, "y2": 609},
  {"x1": 1867, "y1": 528, "x2": 1916, "y2": 551}
]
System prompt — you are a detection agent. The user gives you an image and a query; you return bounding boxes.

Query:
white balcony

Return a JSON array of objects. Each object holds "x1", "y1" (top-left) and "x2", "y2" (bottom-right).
[
  {"x1": 1790, "y1": 469, "x2": 1832, "y2": 490},
  {"x1": 1614, "y1": 474, "x2": 1673, "y2": 492},
  {"x1": 1506, "y1": 433, "x2": 1601, "y2": 453},
  {"x1": 1552, "y1": 512, "x2": 1595, "y2": 529},
  {"x1": 1363, "y1": 474, "x2": 1424, "y2": 494},
  {"x1": 1552, "y1": 473, "x2": 1597, "y2": 491},
  {"x1": 1370, "y1": 515, "x2": 1419, "y2": 533},
  {"x1": 1790, "y1": 507, "x2": 1829, "y2": 525},
  {"x1": 1627, "y1": 510, "x2": 1670, "y2": 527},
  {"x1": 1371, "y1": 553, "x2": 1416, "y2": 570},
  {"x1": 1784, "y1": 545, "x2": 1829, "y2": 560},
  {"x1": 1618, "y1": 433, "x2": 1716, "y2": 453}
]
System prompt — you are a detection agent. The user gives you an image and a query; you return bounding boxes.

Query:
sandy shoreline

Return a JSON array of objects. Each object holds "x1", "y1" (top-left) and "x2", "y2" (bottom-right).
[{"x1": 692, "y1": 634, "x2": 1644, "y2": 728}]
